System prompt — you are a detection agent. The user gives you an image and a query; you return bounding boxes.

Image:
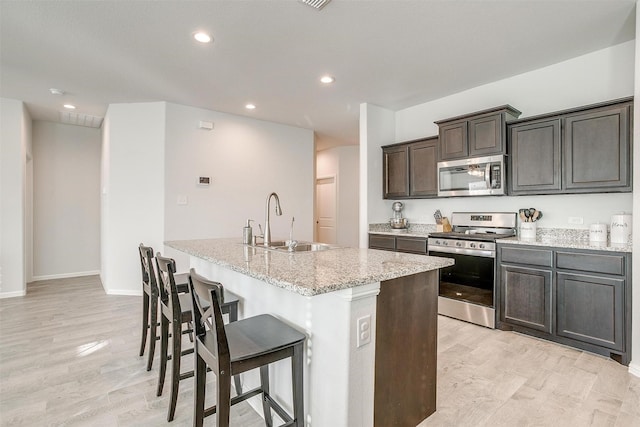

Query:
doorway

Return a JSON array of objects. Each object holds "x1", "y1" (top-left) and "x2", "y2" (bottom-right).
[{"x1": 315, "y1": 176, "x2": 337, "y2": 244}]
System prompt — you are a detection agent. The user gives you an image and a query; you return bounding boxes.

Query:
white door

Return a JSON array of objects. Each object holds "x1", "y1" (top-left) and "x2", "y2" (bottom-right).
[{"x1": 316, "y1": 176, "x2": 337, "y2": 244}]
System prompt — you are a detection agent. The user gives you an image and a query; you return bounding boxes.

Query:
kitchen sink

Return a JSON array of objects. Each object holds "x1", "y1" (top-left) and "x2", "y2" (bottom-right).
[{"x1": 251, "y1": 241, "x2": 334, "y2": 252}]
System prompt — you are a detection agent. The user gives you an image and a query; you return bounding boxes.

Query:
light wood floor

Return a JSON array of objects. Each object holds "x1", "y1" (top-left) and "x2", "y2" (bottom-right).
[{"x1": 1, "y1": 275, "x2": 638, "y2": 426}]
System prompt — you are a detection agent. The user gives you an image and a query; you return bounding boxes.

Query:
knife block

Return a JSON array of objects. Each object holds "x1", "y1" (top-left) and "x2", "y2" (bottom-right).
[{"x1": 436, "y1": 217, "x2": 452, "y2": 232}]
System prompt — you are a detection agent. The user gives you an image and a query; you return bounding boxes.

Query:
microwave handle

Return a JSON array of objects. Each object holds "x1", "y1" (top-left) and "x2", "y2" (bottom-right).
[{"x1": 485, "y1": 163, "x2": 491, "y2": 188}]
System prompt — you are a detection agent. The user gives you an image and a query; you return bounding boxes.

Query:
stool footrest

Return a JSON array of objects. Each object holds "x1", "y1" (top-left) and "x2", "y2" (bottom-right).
[
  {"x1": 264, "y1": 392, "x2": 294, "y2": 424},
  {"x1": 203, "y1": 387, "x2": 263, "y2": 418}
]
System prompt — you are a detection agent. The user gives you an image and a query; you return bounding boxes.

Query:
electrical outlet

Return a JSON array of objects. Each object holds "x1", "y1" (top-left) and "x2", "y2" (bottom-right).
[
  {"x1": 356, "y1": 315, "x2": 371, "y2": 348},
  {"x1": 568, "y1": 216, "x2": 584, "y2": 225}
]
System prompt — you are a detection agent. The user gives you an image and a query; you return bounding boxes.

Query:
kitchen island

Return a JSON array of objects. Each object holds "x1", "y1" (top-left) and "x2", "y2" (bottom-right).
[{"x1": 166, "y1": 238, "x2": 453, "y2": 427}]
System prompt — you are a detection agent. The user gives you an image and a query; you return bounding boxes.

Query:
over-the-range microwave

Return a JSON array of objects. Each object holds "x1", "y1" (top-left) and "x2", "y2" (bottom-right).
[{"x1": 437, "y1": 154, "x2": 505, "y2": 197}]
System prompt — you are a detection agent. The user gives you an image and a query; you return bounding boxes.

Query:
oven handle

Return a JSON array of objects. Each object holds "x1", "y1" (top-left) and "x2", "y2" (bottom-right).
[{"x1": 428, "y1": 247, "x2": 495, "y2": 258}]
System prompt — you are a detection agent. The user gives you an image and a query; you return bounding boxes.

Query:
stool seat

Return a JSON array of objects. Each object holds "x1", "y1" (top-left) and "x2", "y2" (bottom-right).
[{"x1": 200, "y1": 314, "x2": 306, "y2": 364}]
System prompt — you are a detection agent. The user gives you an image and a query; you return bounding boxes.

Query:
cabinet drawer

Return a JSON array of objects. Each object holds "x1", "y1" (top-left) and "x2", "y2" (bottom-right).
[
  {"x1": 501, "y1": 246, "x2": 552, "y2": 267},
  {"x1": 396, "y1": 237, "x2": 427, "y2": 254},
  {"x1": 556, "y1": 252, "x2": 625, "y2": 276},
  {"x1": 369, "y1": 235, "x2": 396, "y2": 251}
]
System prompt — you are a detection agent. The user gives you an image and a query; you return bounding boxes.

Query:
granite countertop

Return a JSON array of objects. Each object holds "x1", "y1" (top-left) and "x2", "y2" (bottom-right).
[
  {"x1": 497, "y1": 229, "x2": 632, "y2": 253},
  {"x1": 165, "y1": 238, "x2": 454, "y2": 297},
  {"x1": 368, "y1": 224, "x2": 632, "y2": 253}
]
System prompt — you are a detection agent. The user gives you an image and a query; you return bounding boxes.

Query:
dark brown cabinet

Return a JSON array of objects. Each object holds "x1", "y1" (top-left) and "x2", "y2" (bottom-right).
[
  {"x1": 499, "y1": 247, "x2": 553, "y2": 333},
  {"x1": 509, "y1": 119, "x2": 562, "y2": 194},
  {"x1": 564, "y1": 104, "x2": 631, "y2": 191},
  {"x1": 382, "y1": 136, "x2": 438, "y2": 199},
  {"x1": 497, "y1": 243, "x2": 631, "y2": 365},
  {"x1": 382, "y1": 145, "x2": 409, "y2": 198},
  {"x1": 508, "y1": 98, "x2": 633, "y2": 195},
  {"x1": 369, "y1": 234, "x2": 427, "y2": 255},
  {"x1": 436, "y1": 105, "x2": 521, "y2": 161}
]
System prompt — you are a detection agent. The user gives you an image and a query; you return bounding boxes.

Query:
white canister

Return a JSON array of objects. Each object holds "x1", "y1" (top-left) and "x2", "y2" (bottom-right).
[
  {"x1": 520, "y1": 222, "x2": 537, "y2": 240},
  {"x1": 610, "y1": 213, "x2": 632, "y2": 245},
  {"x1": 589, "y1": 223, "x2": 608, "y2": 244}
]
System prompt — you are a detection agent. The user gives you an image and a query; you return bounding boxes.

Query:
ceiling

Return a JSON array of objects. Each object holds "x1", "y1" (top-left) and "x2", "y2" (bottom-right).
[{"x1": 0, "y1": 0, "x2": 636, "y2": 150}]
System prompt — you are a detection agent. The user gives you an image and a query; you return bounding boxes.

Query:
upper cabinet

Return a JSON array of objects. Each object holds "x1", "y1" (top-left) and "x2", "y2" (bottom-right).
[
  {"x1": 382, "y1": 144, "x2": 410, "y2": 198},
  {"x1": 508, "y1": 98, "x2": 633, "y2": 195},
  {"x1": 382, "y1": 136, "x2": 438, "y2": 199},
  {"x1": 435, "y1": 105, "x2": 521, "y2": 161}
]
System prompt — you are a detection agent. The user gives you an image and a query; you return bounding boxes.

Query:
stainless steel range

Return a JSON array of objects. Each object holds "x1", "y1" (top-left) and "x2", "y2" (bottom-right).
[{"x1": 428, "y1": 212, "x2": 517, "y2": 328}]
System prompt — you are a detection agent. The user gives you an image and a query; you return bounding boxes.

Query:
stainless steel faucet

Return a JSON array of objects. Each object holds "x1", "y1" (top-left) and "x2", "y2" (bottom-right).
[{"x1": 263, "y1": 192, "x2": 282, "y2": 246}]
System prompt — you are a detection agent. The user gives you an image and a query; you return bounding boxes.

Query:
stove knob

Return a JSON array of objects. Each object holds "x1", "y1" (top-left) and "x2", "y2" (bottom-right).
[
  {"x1": 456, "y1": 242, "x2": 462, "y2": 247},
  {"x1": 435, "y1": 240, "x2": 441, "y2": 245},
  {"x1": 470, "y1": 243, "x2": 476, "y2": 248},
  {"x1": 479, "y1": 243, "x2": 485, "y2": 249}
]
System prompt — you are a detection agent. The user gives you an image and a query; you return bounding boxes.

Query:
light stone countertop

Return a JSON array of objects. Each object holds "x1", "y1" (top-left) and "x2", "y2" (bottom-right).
[
  {"x1": 165, "y1": 238, "x2": 454, "y2": 297},
  {"x1": 368, "y1": 224, "x2": 632, "y2": 253}
]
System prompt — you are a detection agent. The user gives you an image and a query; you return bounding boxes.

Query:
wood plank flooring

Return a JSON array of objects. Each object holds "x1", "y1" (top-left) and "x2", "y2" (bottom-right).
[{"x1": 1, "y1": 275, "x2": 638, "y2": 426}]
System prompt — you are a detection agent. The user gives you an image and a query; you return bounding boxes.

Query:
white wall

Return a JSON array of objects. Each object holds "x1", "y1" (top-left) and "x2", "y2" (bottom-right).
[
  {"x1": 101, "y1": 102, "x2": 166, "y2": 295},
  {"x1": 162, "y1": 102, "x2": 315, "y2": 269},
  {"x1": 367, "y1": 40, "x2": 635, "y2": 229},
  {"x1": 630, "y1": 3, "x2": 640, "y2": 378},
  {"x1": 32, "y1": 121, "x2": 101, "y2": 279},
  {"x1": 359, "y1": 103, "x2": 395, "y2": 248},
  {"x1": 317, "y1": 145, "x2": 360, "y2": 248},
  {"x1": 0, "y1": 98, "x2": 31, "y2": 297},
  {"x1": 101, "y1": 101, "x2": 315, "y2": 292}
]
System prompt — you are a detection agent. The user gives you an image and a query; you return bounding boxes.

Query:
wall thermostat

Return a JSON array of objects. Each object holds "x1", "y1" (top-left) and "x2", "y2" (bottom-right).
[{"x1": 198, "y1": 177, "x2": 211, "y2": 185}]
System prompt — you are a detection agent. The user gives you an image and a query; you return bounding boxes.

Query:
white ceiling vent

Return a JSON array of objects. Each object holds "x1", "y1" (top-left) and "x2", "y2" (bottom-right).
[
  {"x1": 59, "y1": 111, "x2": 104, "y2": 128},
  {"x1": 299, "y1": 0, "x2": 331, "y2": 10}
]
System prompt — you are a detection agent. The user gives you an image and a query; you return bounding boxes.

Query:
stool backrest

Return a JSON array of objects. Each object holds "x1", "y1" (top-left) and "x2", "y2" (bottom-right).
[
  {"x1": 189, "y1": 269, "x2": 230, "y2": 366},
  {"x1": 138, "y1": 244, "x2": 157, "y2": 294},
  {"x1": 155, "y1": 254, "x2": 181, "y2": 313}
]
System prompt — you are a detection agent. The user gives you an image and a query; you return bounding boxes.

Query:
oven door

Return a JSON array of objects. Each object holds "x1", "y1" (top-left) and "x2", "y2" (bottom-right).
[{"x1": 428, "y1": 248, "x2": 496, "y2": 328}]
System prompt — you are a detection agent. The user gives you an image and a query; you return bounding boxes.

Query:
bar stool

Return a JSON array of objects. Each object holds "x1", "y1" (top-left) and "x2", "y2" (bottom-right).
[
  {"x1": 189, "y1": 268, "x2": 306, "y2": 427},
  {"x1": 155, "y1": 254, "x2": 241, "y2": 422},
  {"x1": 138, "y1": 244, "x2": 190, "y2": 371}
]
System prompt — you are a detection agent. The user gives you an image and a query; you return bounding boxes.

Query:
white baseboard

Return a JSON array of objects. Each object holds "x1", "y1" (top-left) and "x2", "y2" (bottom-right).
[
  {"x1": 629, "y1": 362, "x2": 640, "y2": 378},
  {"x1": 31, "y1": 270, "x2": 101, "y2": 281},
  {"x1": 0, "y1": 290, "x2": 27, "y2": 299},
  {"x1": 105, "y1": 289, "x2": 142, "y2": 296}
]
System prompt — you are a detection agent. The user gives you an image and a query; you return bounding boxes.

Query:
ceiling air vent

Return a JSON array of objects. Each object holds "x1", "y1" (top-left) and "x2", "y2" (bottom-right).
[
  {"x1": 299, "y1": 0, "x2": 331, "y2": 10},
  {"x1": 59, "y1": 111, "x2": 104, "y2": 128}
]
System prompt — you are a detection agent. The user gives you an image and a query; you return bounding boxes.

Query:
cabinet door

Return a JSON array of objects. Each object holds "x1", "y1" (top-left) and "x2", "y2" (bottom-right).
[
  {"x1": 395, "y1": 237, "x2": 427, "y2": 254},
  {"x1": 469, "y1": 113, "x2": 503, "y2": 157},
  {"x1": 383, "y1": 145, "x2": 409, "y2": 198},
  {"x1": 500, "y1": 264, "x2": 552, "y2": 333},
  {"x1": 564, "y1": 104, "x2": 631, "y2": 191},
  {"x1": 438, "y1": 121, "x2": 468, "y2": 160},
  {"x1": 556, "y1": 272, "x2": 624, "y2": 351},
  {"x1": 369, "y1": 234, "x2": 396, "y2": 251},
  {"x1": 409, "y1": 138, "x2": 438, "y2": 197},
  {"x1": 509, "y1": 119, "x2": 561, "y2": 195}
]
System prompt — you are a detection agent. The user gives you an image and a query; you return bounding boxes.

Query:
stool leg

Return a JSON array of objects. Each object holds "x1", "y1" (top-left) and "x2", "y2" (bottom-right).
[
  {"x1": 216, "y1": 367, "x2": 232, "y2": 427},
  {"x1": 193, "y1": 345, "x2": 206, "y2": 427},
  {"x1": 156, "y1": 314, "x2": 169, "y2": 396},
  {"x1": 146, "y1": 293, "x2": 158, "y2": 371},
  {"x1": 167, "y1": 317, "x2": 182, "y2": 421},
  {"x1": 228, "y1": 303, "x2": 242, "y2": 395},
  {"x1": 139, "y1": 291, "x2": 150, "y2": 356},
  {"x1": 292, "y1": 343, "x2": 304, "y2": 427},
  {"x1": 260, "y1": 365, "x2": 273, "y2": 427}
]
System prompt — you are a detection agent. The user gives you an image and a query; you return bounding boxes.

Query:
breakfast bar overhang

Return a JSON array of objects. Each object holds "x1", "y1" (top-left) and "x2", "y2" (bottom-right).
[{"x1": 166, "y1": 238, "x2": 453, "y2": 427}]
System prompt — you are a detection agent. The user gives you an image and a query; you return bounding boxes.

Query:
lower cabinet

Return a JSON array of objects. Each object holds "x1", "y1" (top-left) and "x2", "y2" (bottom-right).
[
  {"x1": 369, "y1": 234, "x2": 428, "y2": 255},
  {"x1": 497, "y1": 244, "x2": 630, "y2": 365},
  {"x1": 500, "y1": 264, "x2": 552, "y2": 333}
]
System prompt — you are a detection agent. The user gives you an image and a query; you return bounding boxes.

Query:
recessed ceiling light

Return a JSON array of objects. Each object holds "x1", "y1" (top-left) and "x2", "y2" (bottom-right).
[
  {"x1": 193, "y1": 32, "x2": 212, "y2": 43},
  {"x1": 320, "y1": 75, "x2": 335, "y2": 84},
  {"x1": 63, "y1": 104, "x2": 76, "y2": 109},
  {"x1": 49, "y1": 88, "x2": 65, "y2": 96},
  {"x1": 245, "y1": 103, "x2": 256, "y2": 110}
]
